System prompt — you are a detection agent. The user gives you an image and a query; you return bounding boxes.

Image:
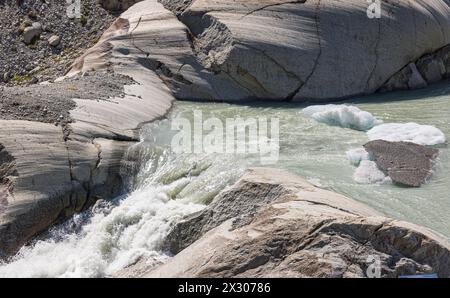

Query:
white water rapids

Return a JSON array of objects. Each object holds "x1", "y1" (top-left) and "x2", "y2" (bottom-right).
[
  {"x1": 0, "y1": 118, "x2": 249, "y2": 277},
  {"x1": 0, "y1": 83, "x2": 449, "y2": 277}
]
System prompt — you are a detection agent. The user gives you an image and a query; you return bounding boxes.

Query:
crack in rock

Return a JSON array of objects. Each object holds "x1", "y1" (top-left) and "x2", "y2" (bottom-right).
[
  {"x1": 288, "y1": 0, "x2": 322, "y2": 100},
  {"x1": 365, "y1": 18, "x2": 382, "y2": 93},
  {"x1": 129, "y1": 16, "x2": 193, "y2": 87},
  {"x1": 241, "y1": 0, "x2": 307, "y2": 19}
]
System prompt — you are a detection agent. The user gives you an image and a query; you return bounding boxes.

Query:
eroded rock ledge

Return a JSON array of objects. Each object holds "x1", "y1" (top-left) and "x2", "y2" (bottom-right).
[
  {"x1": 143, "y1": 168, "x2": 450, "y2": 278},
  {"x1": 70, "y1": 0, "x2": 450, "y2": 101},
  {"x1": 0, "y1": 17, "x2": 175, "y2": 256}
]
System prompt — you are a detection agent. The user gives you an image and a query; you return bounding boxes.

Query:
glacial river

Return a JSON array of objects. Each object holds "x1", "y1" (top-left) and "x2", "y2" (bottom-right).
[{"x1": 0, "y1": 83, "x2": 449, "y2": 277}]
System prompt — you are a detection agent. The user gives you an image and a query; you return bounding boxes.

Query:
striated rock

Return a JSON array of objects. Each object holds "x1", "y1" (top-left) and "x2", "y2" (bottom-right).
[
  {"x1": 3, "y1": 0, "x2": 450, "y2": 267},
  {"x1": 437, "y1": 45, "x2": 450, "y2": 75},
  {"x1": 0, "y1": 21, "x2": 175, "y2": 256},
  {"x1": 0, "y1": 144, "x2": 16, "y2": 215},
  {"x1": 416, "y1": 55, "x2": 446, "y2": 84},
  {"x1": 381, "y1": 45, "x2": 450, "y2": 92},
  {"x1": 164, "y1": 175, "x2": 291, "y2": 254},
  {"x1": 69, "y1": 0, "x2": 450, "y2": 101},
  {"x1": 363, "y1": 140, "x2": 439, "y2": 187},
  {"x1": 142, "y1": 168, "x2": 450, "y2": 278},
  {"x1": 380, "y1": 63, "x2": 427, "y2": 92},
  {"x1": 67, "y1": 17, "x2": 130, "y2": 75}
]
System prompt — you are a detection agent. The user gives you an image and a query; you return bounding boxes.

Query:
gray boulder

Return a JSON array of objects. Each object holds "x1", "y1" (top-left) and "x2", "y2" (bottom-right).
[
  {"x1": 164, "y1": 175, "x2": 290, "y2": 254},
  {"x1": 417, "y1": 55, "x2": 446, "y2": 84},
  {"x1": 381, "y1": 63, "x2": 428, "y2": 92},
  {"x1": 48, "y1": 35, "x2": 61, "y2": 47},
  {"x1": 0, "y1": 17, "x2": 176, "y2": 257},
  {"x1": 364, "y1": 140, "x2": 439, "y2": 187},
  {"x1": 381, "y1": 45, "x2": 450, "y2": 91},
  {"x1": 23, "y1": 22, "x2": 42, "y2": 44}
]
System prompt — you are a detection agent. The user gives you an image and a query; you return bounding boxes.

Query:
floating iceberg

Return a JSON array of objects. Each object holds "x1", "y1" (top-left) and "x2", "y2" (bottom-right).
[
  {"x1": 367, "y1": 122, "x2": 446, "y2": 146},
  {"x1": 302, "y1": 104, "x2": 382, "y2": 131},
  {"x1": 353, "y1": 160, "x2": 391, "y2": 184},
  {"x1": 346, "y1": 148, "x2": 370, "y2": 166}
]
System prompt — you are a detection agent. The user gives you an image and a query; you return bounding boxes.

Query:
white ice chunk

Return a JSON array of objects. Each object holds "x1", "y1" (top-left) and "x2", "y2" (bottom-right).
[
  {"x1": 346, "y1": 148, "x2": 370, "y2": 166},
  {"x1": 367, "y1": 122, "x2": 446, "y2": 146},
  {"x1": 302, "y1": 104, "x2": 382, "y2": 131},
  {"x1": 353, "y1": 160, "x2": 391, "y2": 184}
]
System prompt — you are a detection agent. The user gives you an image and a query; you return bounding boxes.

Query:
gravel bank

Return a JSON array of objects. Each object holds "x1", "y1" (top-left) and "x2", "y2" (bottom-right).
[
  {"x1": 0, "y1": 0, "x2": 118, "y2": 86},
  {"x1": 0, "y1": 71, "x2": 134, "y2": 128}
]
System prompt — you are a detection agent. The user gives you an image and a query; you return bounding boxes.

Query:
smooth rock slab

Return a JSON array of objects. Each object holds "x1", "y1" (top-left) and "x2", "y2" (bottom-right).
[
  {"x1": 137, "y1": 168, "x2": 450, "y2": 278},
  {"x1": 364, "y1": 140, "x2": 439, "y2": 187},
  {"x1": 69, "y1": 0, "x2": 450, "y2": 101},
  {"x1": 0, "y1": 22, "x2": 175, "y2": 256}
]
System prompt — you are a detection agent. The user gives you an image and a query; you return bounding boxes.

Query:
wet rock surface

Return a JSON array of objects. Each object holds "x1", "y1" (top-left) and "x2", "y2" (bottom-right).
[
  {"x1": 381, "y1": 45, "x2": 450, "y2": 92},
  {"x1": 0, "y1": 144, "x2": 16, "y2": 215},
  {"x1": 0, "y1": 60, "x2": 174, "y2": 257},
  {"x1": 364, "y1": 140, "x2": 439, "y2": 187},
  {"x1": 164, "y1": 178, "x2": 290, "y2": 254}
]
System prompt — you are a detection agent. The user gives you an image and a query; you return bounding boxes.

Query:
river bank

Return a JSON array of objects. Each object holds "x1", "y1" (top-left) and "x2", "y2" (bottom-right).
[{"x1": 1, "y1": 0, "x2": 450, "y2": 277}]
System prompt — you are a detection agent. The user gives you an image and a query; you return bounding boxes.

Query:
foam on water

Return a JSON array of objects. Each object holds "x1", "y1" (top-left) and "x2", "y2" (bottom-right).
[
  {"x1": 0, "y1": 178, "x2": 206, "y2": 278},
  {"x1": 302, "y1": 104, "x2": 382, "y2": 131},
  {"x1": 0, "y1": 119, "x2": 247, "y2": 278},
  {"x1": 367, "y1": 122, "x2": 446, "y2": 146}
]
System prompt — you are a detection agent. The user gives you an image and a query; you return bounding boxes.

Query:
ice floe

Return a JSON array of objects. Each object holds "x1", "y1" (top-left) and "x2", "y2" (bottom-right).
[
  {"x1": 367, "y1": 122, "x2": 446, "y2": 146},
  {"x1": 353, "y1": 160, "x2": 391, "y2": 184},
  {"x1": 302, "y1": 104, "x2": 382, "y2": 131},
  {"x1": 346, "y1": 148, "x2": 370, "y2": 166}
]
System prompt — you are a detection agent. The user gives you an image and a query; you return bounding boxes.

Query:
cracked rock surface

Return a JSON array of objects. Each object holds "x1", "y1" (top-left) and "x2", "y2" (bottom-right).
[
  {"x1": 0, "y1": 20, "x2": 175, "y2": 256},
  {"x1": 3, "y1": 0, "x2": 450, "y2": 266},
  {"x1": 70, "y1": 0, "x2": 450, "y2": 101},
  {"x1": 137, "y1": 168, "x2": 450, "y2": 278}
]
